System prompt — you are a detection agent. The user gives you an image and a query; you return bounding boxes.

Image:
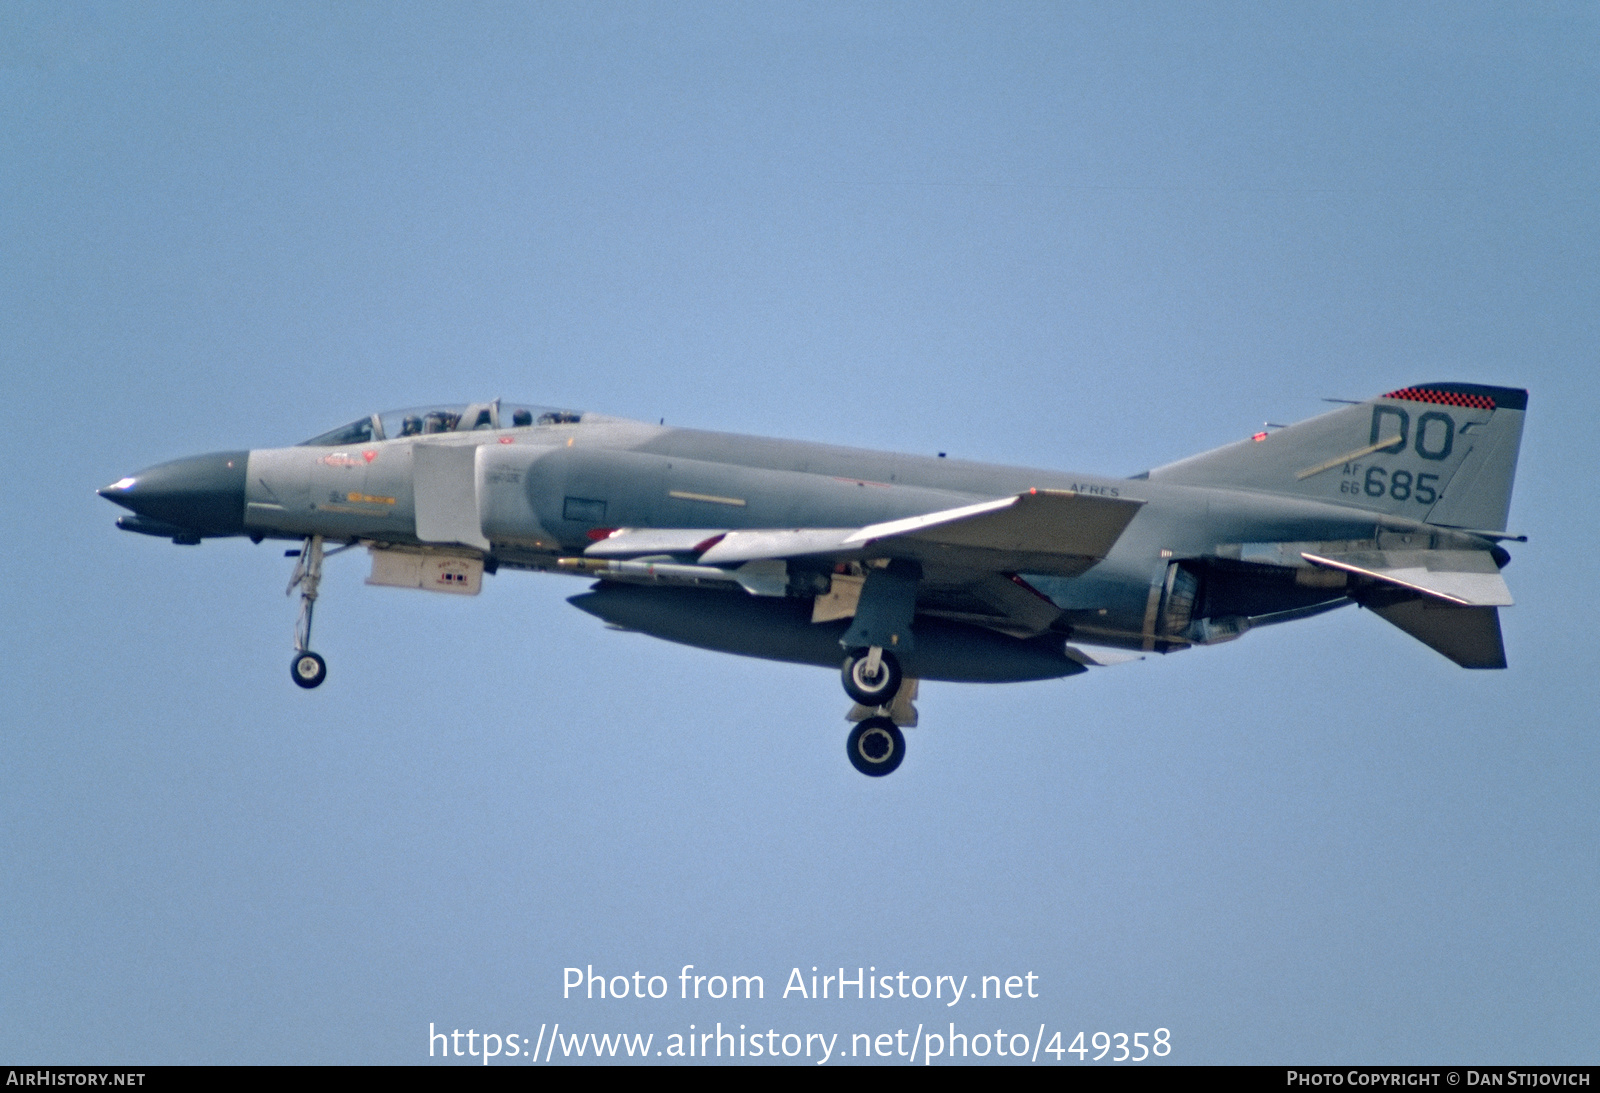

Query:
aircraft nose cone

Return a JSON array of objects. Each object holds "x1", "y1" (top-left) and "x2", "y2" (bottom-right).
[
  {"x1": 97, "y1": 477, "x2": 139, "y2": 500},
  {"x1": 100, "y1": 451, "x2": 250, "y2": 536}
]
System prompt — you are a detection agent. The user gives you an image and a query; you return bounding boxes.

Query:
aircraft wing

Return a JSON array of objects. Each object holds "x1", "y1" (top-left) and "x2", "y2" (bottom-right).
[
  {"x1": 578, "y1": 490, "x2": 1143, "y2": 638},
  {"x1": 696, "y1": 489, "x2": 1145, "y2": 576},
  {"x1": 586, "y1": 489, "x2": 1145, "y2": 579}
]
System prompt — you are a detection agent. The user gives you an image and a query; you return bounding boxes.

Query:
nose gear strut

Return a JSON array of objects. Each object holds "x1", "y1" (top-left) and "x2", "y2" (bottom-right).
[{"x1": 285, "y1": 535, "x2": 355, "y2": 688}]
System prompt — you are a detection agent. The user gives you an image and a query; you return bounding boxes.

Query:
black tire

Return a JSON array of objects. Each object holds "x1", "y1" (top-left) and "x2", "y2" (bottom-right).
[
  {"x1": 847, "y1": 717, "x2": 905, "y2": 777},
  {"x1": 841, "y1": 648, "x2": 902, "y2": 706},
  {"x1": 291, "y1": 651, "x2": 327, "y2": 689}
]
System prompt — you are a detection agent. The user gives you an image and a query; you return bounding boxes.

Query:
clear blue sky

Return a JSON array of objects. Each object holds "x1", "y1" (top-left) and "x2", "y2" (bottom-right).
[{"x1": 2, "y1": 2, "x2": 1596, "y2": 1064}]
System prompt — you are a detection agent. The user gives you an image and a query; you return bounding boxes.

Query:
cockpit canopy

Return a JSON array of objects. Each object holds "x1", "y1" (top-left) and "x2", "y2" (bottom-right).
[{"x1": 299, "y1": 400, "x2": 583, "y2": 446}]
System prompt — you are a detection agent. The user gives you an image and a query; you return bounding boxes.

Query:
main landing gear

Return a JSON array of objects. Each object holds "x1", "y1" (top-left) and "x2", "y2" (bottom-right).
[
  {"x1": 836, "y1": 561, "x2": 921, "y2": 775},
  {"x1": 842, "y1": 649, "x2": 918, "y2": 777},
  {"x1": 847, "y1": 717, "x2": 905, "y2": 777},
  {"x1": 842, "y1": 646, "x2": 902, "y2": 706},
  {"x1": 285, "y1": 535, "x2": 354, "y2": 689}
]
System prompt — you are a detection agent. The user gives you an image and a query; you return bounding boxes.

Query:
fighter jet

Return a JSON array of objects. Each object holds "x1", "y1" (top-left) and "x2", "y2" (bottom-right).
[{"x1": 100, "y1": 383, "x2": 1526, "y2": 776}]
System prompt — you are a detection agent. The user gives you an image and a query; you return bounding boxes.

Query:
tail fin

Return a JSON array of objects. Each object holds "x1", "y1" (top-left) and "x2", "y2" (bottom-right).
[{"x1": 1148, "y1": 383, "x2": 1527, "y2": 531}]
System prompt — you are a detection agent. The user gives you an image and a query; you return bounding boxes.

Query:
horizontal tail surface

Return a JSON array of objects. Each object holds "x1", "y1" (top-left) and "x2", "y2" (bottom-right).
[{"x1": 1368, "y1": 600, "x2": 1507, "y2": 669}]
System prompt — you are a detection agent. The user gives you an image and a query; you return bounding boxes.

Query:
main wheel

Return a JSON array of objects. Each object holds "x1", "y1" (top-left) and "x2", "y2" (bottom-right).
[
  {"x1": 847, "y1": 717, "x2": 905, "y2": 777},
  {"x1": 841, "y1": 648, "x2": 902, "y2": 706},
  {"x1": 291, "y1": 651, "x2": 327, "y2": 689}
]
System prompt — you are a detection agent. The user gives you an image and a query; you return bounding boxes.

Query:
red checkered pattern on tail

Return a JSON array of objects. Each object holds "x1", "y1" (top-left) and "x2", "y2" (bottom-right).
[{"x1": 1383, "y1": 387, "x2": 1496, "y2": 410}]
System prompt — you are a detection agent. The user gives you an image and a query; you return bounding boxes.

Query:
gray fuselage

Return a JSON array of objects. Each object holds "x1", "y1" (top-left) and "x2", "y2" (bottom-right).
[{"x1": 238, "y1": 413, "x2": 1398, "y2": 662}]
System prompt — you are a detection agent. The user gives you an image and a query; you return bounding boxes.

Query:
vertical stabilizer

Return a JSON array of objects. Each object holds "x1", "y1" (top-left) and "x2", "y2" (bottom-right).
[{"x1": 1149, "y1": 383, "x2": 1526, "y2": 531}]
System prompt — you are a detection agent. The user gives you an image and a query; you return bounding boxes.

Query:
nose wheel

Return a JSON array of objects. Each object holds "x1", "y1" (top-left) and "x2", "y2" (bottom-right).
[
  {"x1": 285, "y1": 535, "x2": 347, "y2": 690},
  {"x1": 292, "y1": 650, "x2": 327, "y2": 688}
]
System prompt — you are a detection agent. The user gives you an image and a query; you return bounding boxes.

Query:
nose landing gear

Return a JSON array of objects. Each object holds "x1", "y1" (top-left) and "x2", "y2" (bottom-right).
[
  {"x1": 292, "y1": 650, "x2": 327, "y2": 688},
  {"x1": 287, "y1": 535, "x2": 327, "y2": 688},
  {"x1": 285, "y1": 535, "x2": 354, "y2": 688}
]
